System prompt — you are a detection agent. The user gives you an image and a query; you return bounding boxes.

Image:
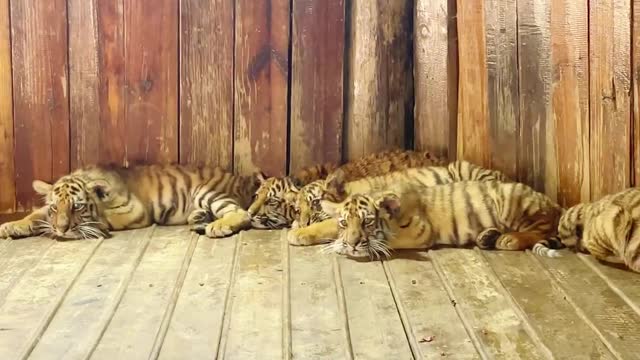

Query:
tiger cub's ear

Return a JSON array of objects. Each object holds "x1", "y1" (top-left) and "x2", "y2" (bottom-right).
[
  {"x1": 376, "y1": 193, "x2": 401, "y2": 218},
  {"x1": 32, "y1": 180, "x2": 53, "y2": 195},
  {"x1": 320, "y1": 199, "x2": 341, "y2": 218},
  {"x1": 255, "y1": 171, "x2": 268, "y2": 184},
  {"x1": 87, "y1": 180, "x2": 112, "y2": 201},
  {"x1": 325, "y1": 169, "x2": 346, "y2": 197}
]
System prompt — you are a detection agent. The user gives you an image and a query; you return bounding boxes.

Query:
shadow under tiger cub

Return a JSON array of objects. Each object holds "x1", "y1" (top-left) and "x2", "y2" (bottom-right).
[
  {"x1": 288, "y1": 160, "x2": 509, "y2": 246},
  {"x1": 0, "y1": 164, "x2": 259, "y2": 240},
  {"x1": 248, "y1": 149, "x2": 446, "y2": 229},
  {"x1": 315, "y1": 181, "x2": 563, "y2": 260},
  {"x1": 557, "y1": 187, "x2": 640, "y2": 273}
]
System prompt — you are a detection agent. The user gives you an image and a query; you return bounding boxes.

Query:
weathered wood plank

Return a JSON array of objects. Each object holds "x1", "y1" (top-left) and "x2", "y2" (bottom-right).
[
  {"x1": 339, "y1": 258, "x2": 413, "y2": 359},
  {"x1": 455, "y1": 0, "x2": 490, "y2": 167},
  {"x1": 0, "y1": 238, "x2": 101, "y2": 359},
  {"x1": 431, "y1": 249, "x2": 546, "y2": 359},
  {"x1": 414, "y1": 0, "x2": 458, "y2": 161},
  {"x1": 0, "y1": 0, "x2": 14, "y2": 213},
  {"x1": 0, "y1": 238, "x2": 53, "y2": 306},
  {"x1": 589, "y1": 0, "x2": 632, "y2": 199},
  {"x1": 234, "y1": 0, "x2": 289, "y2": 176},
  {"x1": 290, "y1": 0, "x2": 345, "y2": 172},
  {"x1": 517, "y1": 0, "x2": 557, "y2": 199},
  {"x1": 90, "y1": 227, "x2": 195, "y2": 359},
  {"x1": 159, "y1": 234, "x2": 238, "y2": 359},
  {"x1": 345, "y1": 0, "x2": 412, "y2": 160},
  {"x1": 633, "y1": 0, "x2": 640, "y2": 187},
  {"x1": 219, "y1": 230, "x2": 285, "y2": 359},
  {"x1": 10, "y1": 0, "x2": 70, "y2": 210},
  {"x1": 535, "y1": 252, "x2": 640, "y2": 358},
  {"x1": 551, "y1": 0, "x2": 590, "y2": 206},
  {"x1": 579, "y1": 254, "x2": 640, "y2": 315},
  {"x1": 28, "y1": 228, "x2": 153, "y2": 360},
  {"x1": 482, "y1": 251, "x2": 614, "y2": 358},
  {"x1": 179, "y1": 0, "x2": 234, "y2": 170},
  {"x1": 485, "y1": 0, "x2": 518, "y2": 180},
  {"x1": 289, "y1": 244, "x2": 347, "y2": 359},
  {"x1": 124, "y1": 0, "x2": 178, "y2": 164},
  {"x1": 384, "y1": 252, "x2": 479, "y2": 359},
  {"x1": 69, "y1": 0, "x2": 126, "y2": 167}
]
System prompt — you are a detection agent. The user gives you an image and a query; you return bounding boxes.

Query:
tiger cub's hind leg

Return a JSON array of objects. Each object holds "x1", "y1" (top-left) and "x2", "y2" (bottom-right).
[
  {"x1": 494, "y1": 231, "x2": 545, "y2": 251},
  {"x1": 187, "y1": 209, "x2": 213, "y2": 225},
  {"x1": 476, "y1": 228, "x2": 502, "y2": 249}
]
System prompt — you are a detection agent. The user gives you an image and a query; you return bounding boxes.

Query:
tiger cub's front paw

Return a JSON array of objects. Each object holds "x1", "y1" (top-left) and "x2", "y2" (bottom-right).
[
  {"x1": 287, "y1": 227, "x2": 331, "y2": 246},
  {"x1": 0, "y1": 220, "x2": 38, "y2": 239},
  {"x1": 187, "y1": 209, "x2": 213, "y2": 225},
  {"x1": 201, "y1": 211, "x2": 251, "y2": 238}
]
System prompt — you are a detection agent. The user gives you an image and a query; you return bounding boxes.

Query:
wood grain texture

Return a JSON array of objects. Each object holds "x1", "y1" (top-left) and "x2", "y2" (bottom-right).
[
  {"x1": 414, "y1": 0, "x2": 458, "y2": 161},
  {"x1": 10, "y1": 0, "x2": 70, "y2": 210},
  {"x1": 345, "y1": 0, "x2": 413, "y2": 160},
  {"x1": 180, "y1": 0, "x2": 234, "y2": 170},
  {"x1": 289, "y1": 0, "x2": 345, "y2": 172},
  {"x1": 69, "y1": 0, "x2": 127, "y2": 168},
  {"x1": 234, "y1": 0, "x2": 289, "y2": 177},
  {"x1": 589, "y1": 0, "x2": 632, "y2": 200},
  {"x1": 517, "y1": 0, "x2": 557, "y2": 200},
  {"x1": 124, "y1": 0, "x2": 178, "y2": 164},
  {"x1": 633, "y1": 0, "x2": 640, "y2": 187},
  {"x1": 0, "y1": 0, "x2": 14, "y2": 213},
  {"x1": 455, "y1": 0, "x2": 490, "y2": 167},
  {"x1": 551, "y1": 0, "x2": 590, "y2": 206},
  {"x1": 485, "y1": 0, "x2": 518, "y2": 180}
]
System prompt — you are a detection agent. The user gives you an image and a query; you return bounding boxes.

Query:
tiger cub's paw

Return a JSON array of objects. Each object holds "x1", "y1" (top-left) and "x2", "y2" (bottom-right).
[
  {"x1": 187, "y1": 209, "x2": 213, "y2": 225},
  {"x1": 0, "y1": 220, "x2": 37, "y2": 239},
  {"x1": 476, "y1": 228, "x2": 502, "y2": 249},
  {"x1": 287, "y1": 227, "x2": 332, "y2": 246},
  {"x1": 291, "y1": 220, "x2": 300, "y2": 229},
  {"x1": 202, "y1": 211, "x2": 251, "y2": 238}
]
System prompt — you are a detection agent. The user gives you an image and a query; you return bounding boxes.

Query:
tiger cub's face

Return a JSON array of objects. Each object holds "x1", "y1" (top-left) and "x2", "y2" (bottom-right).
[
  {"x1": 294, "y1": 170, "x2": 348, "y2": 228},
  {"x1": 248, "y1": 176, "x2": 300, "y2": 229},
  {"x1": 321, "y1": 193, "x2": 400, "y2": 259},
  {"x1": 33, "y1": 177, "x2": 109, "y2": 240}
]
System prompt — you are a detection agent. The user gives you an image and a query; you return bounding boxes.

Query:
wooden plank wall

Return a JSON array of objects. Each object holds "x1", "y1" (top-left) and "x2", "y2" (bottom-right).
[{"x1": 0, "y1": 0, "x2": 638, "y2": 212}]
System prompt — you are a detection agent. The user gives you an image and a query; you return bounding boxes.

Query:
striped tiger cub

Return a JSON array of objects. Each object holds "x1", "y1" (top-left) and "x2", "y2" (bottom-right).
[
  {"x1": 556, "y1": 187, "x2": 640, "y2": 273},
  {"x1": 0, "y1": 164, "x2": 259, "y2": 240},
  {"x1": 317, "y1": 181, "x2": 563, "y2": 260},
  {"x1": 248, "y1": 149, "x2": 445, "y2": 229},
  {"x1": 288, "y1": 160, "x2": 509, "y2": 246}
]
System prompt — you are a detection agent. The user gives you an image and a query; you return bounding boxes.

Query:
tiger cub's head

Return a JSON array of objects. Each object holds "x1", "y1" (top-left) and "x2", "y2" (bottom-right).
[
  {"x1": 294, "y1": 169, "x2": 348, "y2": 228},
  {"x1": 248, "y1": 174, "x2": 301, "y2": 229},
  {"x1": 32, "y1": 176, "x2": 110, "y2": 240},
  {"x1": 557, "y1": 204, "x2": 585, "y2": 249},
  {"x1": 320, "y1": 191, "x2": 402, "y2": 259}
]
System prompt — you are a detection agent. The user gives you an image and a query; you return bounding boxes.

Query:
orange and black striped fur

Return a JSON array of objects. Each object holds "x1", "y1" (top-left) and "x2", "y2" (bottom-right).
[
  {"x1": 288, "y1": 161, "x2": 509, "y2": 246},
  {"x1": 317, "y1": 181, "x2": 563, "y2": 260},
  {"x1": 248, "y1": 149, "x2": 445, "y2": 229},
  {"x1": 556, "y1": 187, "x2": 640, "y2": 273},
  {"x1": 0, "y1": 164, "x2": 259, "y2": 240}
]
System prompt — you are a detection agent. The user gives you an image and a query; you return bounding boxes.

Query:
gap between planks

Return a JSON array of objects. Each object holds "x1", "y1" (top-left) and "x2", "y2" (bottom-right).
[
  {"x1": 215, "y1": 230, "x2": 243, "y2": 358},
  {"x1": 281, "y1": 230, "x2": 292, "y2": 360},
  {"x1": 332, "y1": 254, "x2": 355, "y2": 360}
]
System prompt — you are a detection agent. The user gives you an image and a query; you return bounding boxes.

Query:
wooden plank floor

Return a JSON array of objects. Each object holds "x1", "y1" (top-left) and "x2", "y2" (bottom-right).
[{"x1": 0, "y1": 226, "x2": 638, "y2": 359}]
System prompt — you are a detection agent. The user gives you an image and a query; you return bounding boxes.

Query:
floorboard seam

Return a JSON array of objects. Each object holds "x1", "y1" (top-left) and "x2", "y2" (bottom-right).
[
  {"x1": 281, "y1": 230, "x2": 292, "y2": 360},
  {"x1": 428, "y1": 250, "x2": 489, "y2": 360},
  {"x1": 215, "y1": 231, "x2": 242, "y2": 359},
  {"x1": 332, "y1": 256, "x2": 354, "y2": 360}
]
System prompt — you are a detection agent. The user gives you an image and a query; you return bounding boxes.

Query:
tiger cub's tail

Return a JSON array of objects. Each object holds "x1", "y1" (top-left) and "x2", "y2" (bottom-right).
[{"x1": 531, "y1": 236, "x2": 565, "y2": 258}]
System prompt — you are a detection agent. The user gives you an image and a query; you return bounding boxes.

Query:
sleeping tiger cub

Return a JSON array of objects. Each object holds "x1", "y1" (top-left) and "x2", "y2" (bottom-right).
[
  {"x1": 0, "y1": 164, "x2": 259, "y2": 240},
  {"x1": 556, "y1": 187, "x2": 640, "y2": 273},
  {"x1": 288, "y1": 160, "x2": 509, "y2": 246},
  {"x1": 248, "y1": 149, "x2": 445, "y2": 229},
  {"x1": 318, "y1": 181, "x2": 563, "y2": 260}
]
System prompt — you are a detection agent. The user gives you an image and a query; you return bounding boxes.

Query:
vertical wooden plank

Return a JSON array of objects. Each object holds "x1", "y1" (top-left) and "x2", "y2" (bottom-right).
[
  {"x1": 517, "y1": 0, "x2": 557, "y2": 200},
  {"x1": 290, "y1": 0, "x2": 345, "y2": 172},
  {"x1": 234, "y1": 0, "x2": 289, "y2": 176},
  {"x1": 551, "y1": 0, "x2": 590, "y2": 206},
  {"x1": 124, "y1": 0, "x2": 178, "y2": 164},
  {"x1": 28, "y1": 229, "x2": 153, "y2": 360},
  {"x1": 0, "y1": 239, "x2": 101, "y2": 359},
  {"x1": 633, "y1": 0, "x2": 640, "y2": 187},
  {"x1": 10, "y1": 0, "x2": 70, "y2": 210},
  {"x1": 180, "y1": 0, "x2": 234, "y2": 170},
  {"x1": 345, "y1": 0, "x2": 413, "y2": 160},
  {"x1": 485, "y1": 0, "x2": 519, "y2": 180},
  {"x1": 414, "y1": 0, "x2": 458, "y2": 161},
  {"x1": 0, "y1": 0, "x2": 14, "y2": 213},
  {"x1": 159, "y1": 235, "x2": 238, "y2": 359},
  {"x1": 589, "y1": 0, "x2": 632, "y2": 199},
  {"x1": 455, "y1": 0, "x2": 490, "y2": 167},
  {"x1": 69, "y1": 0, "x2": 126, "y2": 167},
  {"x1": 220, "y1": 230, "x2": 284, "y2": 359}
]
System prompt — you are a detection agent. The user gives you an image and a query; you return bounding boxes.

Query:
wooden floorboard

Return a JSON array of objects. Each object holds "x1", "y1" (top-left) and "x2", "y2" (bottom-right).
[{"x1": 0, "y1": 226, "x2": 638, "y2": 359}]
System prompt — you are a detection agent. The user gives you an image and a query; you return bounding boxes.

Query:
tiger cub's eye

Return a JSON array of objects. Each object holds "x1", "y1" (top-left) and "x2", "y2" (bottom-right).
[
  {"x1": 73, "y1": 203, "x2": 85, "y2": 211},
  {"x1": 338, "y1": 219, "x2": 347, "y2": 228}
]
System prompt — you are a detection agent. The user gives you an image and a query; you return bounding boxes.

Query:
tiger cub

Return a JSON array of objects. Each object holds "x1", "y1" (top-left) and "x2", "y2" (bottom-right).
[
  {"x1": 556, "y1": 187, "x2": 640, "y2": 273},
  {"x1": 248, "y1": 149, "x2": 445, "y2": 229},
  {"x1": 318, "y1": 181, "x2": 563, "y2": 260},
  {"x1": 0, "y1": 164, "x2": 259, "y2": 240},
  {"x1": 288, "y1": 161, "x2": 509, "y2": 246}
]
